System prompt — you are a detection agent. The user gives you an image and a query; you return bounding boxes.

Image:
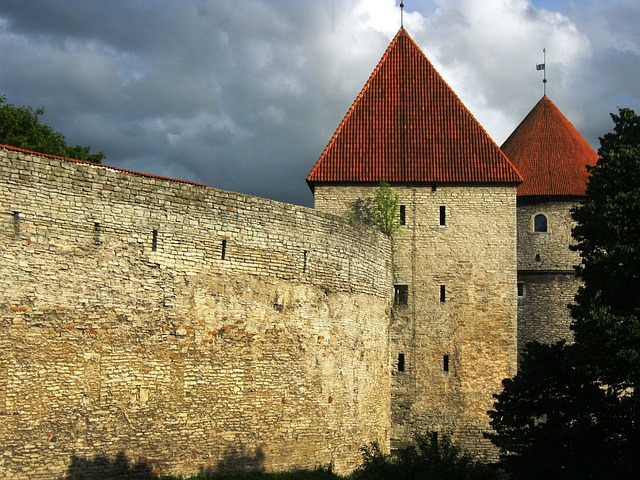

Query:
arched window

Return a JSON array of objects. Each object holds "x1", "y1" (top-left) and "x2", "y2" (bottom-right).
[{"x1": 534, "y1": 214, "x2": 548, "y2": 232}]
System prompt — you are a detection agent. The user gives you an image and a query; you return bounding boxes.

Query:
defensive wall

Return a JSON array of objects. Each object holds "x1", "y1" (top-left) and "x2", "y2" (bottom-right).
[{"x1": 0, "y1": 146, "x2": 393, "y2": 478}]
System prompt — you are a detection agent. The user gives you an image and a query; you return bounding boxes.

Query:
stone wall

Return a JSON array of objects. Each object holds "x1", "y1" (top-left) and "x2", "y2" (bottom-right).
[
  {"x1": 0, "y1": 147, "x2": 393, "y2": 479},
  {"x1": 314, "y1": 184, "x2": 518, "y2": 458},
  {"x1": 516, "y1": 199, "x2": 582, "y2": 355}
]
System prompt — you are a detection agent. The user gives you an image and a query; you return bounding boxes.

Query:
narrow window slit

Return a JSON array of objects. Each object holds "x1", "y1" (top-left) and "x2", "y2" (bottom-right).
[
  {"x1": 152, "y1": 229, "x2": 158, "y2": 251},
  {"x1": 443, "y1": 355, "x2": 450, "y2": 372},
  {"x1": 440, "y1": 285, "x2": 446, "y2": 303},
  {"x1": 398, "y1": 353, "x2": 405, "y2": 372},
  {"x1": 439, "y1": 206, "x2": 446, "y2": 226},
  {"x1": 221, "y1": 239, "x2": 227, "y2": 260},
  {"x1": 94, "y1": 222, "x2": 102, "y2": 245},
  {"x1": 399, "y1": 205, "x2": 406, "y2": 225},
  {"x1": 13, "y1": 211, "x2": 20, "y2": 237}
]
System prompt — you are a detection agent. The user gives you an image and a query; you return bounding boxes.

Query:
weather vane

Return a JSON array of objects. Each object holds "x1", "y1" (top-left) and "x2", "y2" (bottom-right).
[
  {"x1": 536, "y1": 48, "x2": 547, "y2": 96},
  {"x1": 400, "y1": 2, "x2": 405, "y2": 28}
]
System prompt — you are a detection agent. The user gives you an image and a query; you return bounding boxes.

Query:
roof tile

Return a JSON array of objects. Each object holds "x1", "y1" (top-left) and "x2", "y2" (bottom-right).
[
  {"x1": 307, "y1": 28, "x2": 521, "y2": 187},
  {"x1": 501, "y1": 96, "x2": 598, "y2": 197}
]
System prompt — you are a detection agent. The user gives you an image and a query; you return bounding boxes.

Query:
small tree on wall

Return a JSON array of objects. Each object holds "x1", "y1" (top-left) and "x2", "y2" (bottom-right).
[{"x1": 350, "y1": 182, "x2": 401, "y2": 235}]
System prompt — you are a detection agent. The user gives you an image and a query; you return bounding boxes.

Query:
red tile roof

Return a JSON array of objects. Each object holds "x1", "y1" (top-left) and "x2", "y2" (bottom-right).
[
  {"x1": 501, "y1": 96, "x2": 597, "y2": 197},
  {"x1": 307, "y1": 28, "x2": 522, "y2": 188}
]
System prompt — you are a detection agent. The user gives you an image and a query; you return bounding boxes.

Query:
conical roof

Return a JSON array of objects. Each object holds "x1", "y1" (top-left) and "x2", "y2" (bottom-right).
[
  {"x1": 501, "y1": 95, "x2": 598, "y2": 197},
  {"x1": 307, "y1": 28, "x2": 521, "y2": 188}
]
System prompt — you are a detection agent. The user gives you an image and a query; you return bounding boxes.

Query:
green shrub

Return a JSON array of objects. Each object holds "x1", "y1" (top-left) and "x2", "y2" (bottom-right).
[{"x1": 351, "y1": 432, "x2": 499, "y2": 480}]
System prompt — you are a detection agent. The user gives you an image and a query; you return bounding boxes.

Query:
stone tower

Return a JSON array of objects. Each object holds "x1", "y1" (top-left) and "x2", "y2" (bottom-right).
[
  {"x1": 501, "y1": 95, "x2": 598, "y2": 358},
  {"x1": 307, "y1": 28, "x2": 522, "y2": 455}
]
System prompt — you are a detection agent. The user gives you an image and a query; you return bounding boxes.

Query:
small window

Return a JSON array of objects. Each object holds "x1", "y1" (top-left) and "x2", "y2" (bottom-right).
[
  {"x1": 221, "y1": 239, "x2": 227, "y2": 260},
  {"x1": 534, "y1": 214, "x2": 547, "y2": 232},
  {"x1": 152, "y1": 229, "x2": 158, "y2": 251},
  {"x1": 94, "y1": 222, "x2": 102, "y2": 245},
  {"x1": 13, "y1": 211, "x2": 20, "y2": 237},
  {"x1": 398, "y1": 353, "x2": 405, "y2": 372},
  {"x1": 517, "y1": 282, "x2": 524, "y2": 297},
  {"x1": 443, "y1": 355, "x2": 450, "y2": 372},
  {"x1": 439, "y1": 206, "x2": 446, "y2": 226},
  {"x1": 394, "y1": 285, "x2": 408, "y2": 306},
  {"x1": 440, "y1": 285, "x2": 446, "y2": 303},
  {"x1": 399, "y1": 205, "x2": 406, "y2": 226}
]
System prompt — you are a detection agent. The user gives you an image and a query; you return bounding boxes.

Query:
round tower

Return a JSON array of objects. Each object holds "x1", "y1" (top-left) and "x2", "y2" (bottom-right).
[{"x1": 501, "y1": 95, "x2": 598, "y2": 359}]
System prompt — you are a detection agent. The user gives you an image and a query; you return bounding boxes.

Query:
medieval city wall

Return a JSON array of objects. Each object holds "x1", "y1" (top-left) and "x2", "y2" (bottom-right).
[
  {"x1": 0, "y1": 147, "x2": 393, "y2": 479},
  {"x1": 314, "y1": 184, "x2": 519, "y2": 458}
]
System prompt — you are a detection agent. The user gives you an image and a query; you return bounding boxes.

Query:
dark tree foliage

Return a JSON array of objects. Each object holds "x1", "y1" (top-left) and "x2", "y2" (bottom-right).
[
  {"x1": 488, "y1": 108, "x2": 640, "y2": 479},
  {"x1": 352, "y1": 432, "x2": 498, "y2": 480},
  {"x1": 0, "y1": 95, "x2": 105, "y2": 163}
]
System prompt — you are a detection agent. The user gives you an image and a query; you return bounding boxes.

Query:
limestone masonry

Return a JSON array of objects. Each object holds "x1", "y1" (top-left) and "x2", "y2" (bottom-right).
[
  {"x1": 0, "y1": 27, "x2": 596, "y2": 479},
  {"x1": 0, "y1": 148, "x2": 392, "y2": 478}
]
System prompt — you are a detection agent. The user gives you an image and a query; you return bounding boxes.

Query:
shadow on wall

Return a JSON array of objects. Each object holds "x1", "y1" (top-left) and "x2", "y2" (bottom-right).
[
  {"x1": 64, "y1": 447, "x2": 265, "y2": 479},
  {"x1": 64, "y1": 451, "x2": 155, "y2": 479}
]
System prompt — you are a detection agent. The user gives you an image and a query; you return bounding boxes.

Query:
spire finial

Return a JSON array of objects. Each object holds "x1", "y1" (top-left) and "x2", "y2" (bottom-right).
[
  {"x1": 536, "y1": 48, "x2": 547, "y2": 96},
  {"x1": 400, "y1": 2, "x2": 405, "y2": 28}
]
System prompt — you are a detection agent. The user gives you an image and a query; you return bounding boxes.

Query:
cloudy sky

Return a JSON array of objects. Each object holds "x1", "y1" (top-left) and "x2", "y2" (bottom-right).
[{"x1": 1, "y1": 0, "x2": 638, "y2": 207}]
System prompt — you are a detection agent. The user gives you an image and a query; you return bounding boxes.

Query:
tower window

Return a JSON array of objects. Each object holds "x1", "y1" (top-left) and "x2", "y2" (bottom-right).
[
  {"x1": 517, "y1": 282, "x2": 524, "y2": 297},
  {"x1": 398, "y1": 353, "x2": 405, "y2": 372},
  {"x1": 221, "y1": 239, "x2": 227, "y2": 260},
  {"x1": 443, "y1": 355, "x2": 450, "y2": 372},
  {"x1": 394, "y1": 285, "x2": 408, "y2": 306},
  {"x1": 13, "y1": 211, "x2": 20, "y2": 237},
  {"x1": 440, "y1": 285, "x2": 446, "y2": 303},
  {"x1": 399, "y1": 205, "x2": 406, "y2": 225},
  {"x1": 152, "y1": 229, "x2": 158, "y2": 251},
  {"x1": 94, "y1": 222, "x2": 102, "y2": 245},
  {"x1": 534, "y1": 214, "x2": 547, "y2": 232},
  {"x1": 439, "y1": 206, "x2": 446, "y2": 226}
]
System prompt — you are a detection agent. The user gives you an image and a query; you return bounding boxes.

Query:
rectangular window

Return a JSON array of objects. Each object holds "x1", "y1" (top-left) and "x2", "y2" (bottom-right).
[
  {"x1": 443, "y1": 354, "x2": 450, "y2": 372},
  {"x1": 440, "y1": 285, "x2": 446, "y2": 303},
  {"x1": 439, "y1": 206, "x2": 446, "y2": 226},
  {"x1": 13, "y1": 211, "x2": 20, "y2": 237},
  {"x1": 394, "y1": 285, "x2": 408, "y2": 306},
  {"x1": 94, "y1": 222, "x2": 102, "y2": 245},
  {"x1": 398, "y1": 353, "x2": 405, "y2": 372},
  {"x1": 517, "y1": 282, "x2": 524, "y2": 297},
  {"x1": 152, "y1": 229, "x2": 158, "y2": 251},
  {"x1": 399, "y1": 205, "x2": 406, "y2": 225},
  {"x1": 221, "y1": 239, "x2": 227, "y2": 260}
]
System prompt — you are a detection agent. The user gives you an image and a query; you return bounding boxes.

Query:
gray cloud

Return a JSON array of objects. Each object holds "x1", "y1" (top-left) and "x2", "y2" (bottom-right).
[{"x1": 0, "y1": 0, "x2": 638, "y2": 206}]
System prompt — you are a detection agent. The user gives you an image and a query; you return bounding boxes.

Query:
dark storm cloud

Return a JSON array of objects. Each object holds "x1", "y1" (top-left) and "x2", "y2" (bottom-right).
[{"x1": 0, "y1": 1, "x2": 637, "y2": 206}]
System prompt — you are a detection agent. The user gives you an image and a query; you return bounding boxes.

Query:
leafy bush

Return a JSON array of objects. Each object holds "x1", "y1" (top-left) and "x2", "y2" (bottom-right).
[{"x1": 352, "y1": 432, "x2": 498, "y2": 480}]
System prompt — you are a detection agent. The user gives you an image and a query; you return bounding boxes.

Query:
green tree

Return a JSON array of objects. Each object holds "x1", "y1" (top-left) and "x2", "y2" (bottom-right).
[
  {"x1": 350, "y1": 182, "x2": 402, "y2": 235},
  {"x1": 0, "y1": 95, "x2": 104, "y2": 163},
  {"x1": 488, "y1": 108, "x2": 640, "y2": 479}
]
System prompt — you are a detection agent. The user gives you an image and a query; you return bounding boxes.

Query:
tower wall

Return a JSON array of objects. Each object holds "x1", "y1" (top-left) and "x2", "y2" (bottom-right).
[
  {"x1": 314, "y1": 184, "x2": 518, "y2": 457},
  {"x1": 516, "y1": 200, "x2": 582, "y2": 355},
  {"x1": 0, "y1": 148, "x2": 393, "y2": 479}
]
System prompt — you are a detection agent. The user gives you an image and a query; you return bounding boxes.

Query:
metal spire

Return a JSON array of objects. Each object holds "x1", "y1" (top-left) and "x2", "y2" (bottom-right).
[
  {"x1": 536, "y1": 48, "x2": 547, "y2": 96},
  {"x1": 400, "y1": 2, "x2": 405, "y2": 28}
]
